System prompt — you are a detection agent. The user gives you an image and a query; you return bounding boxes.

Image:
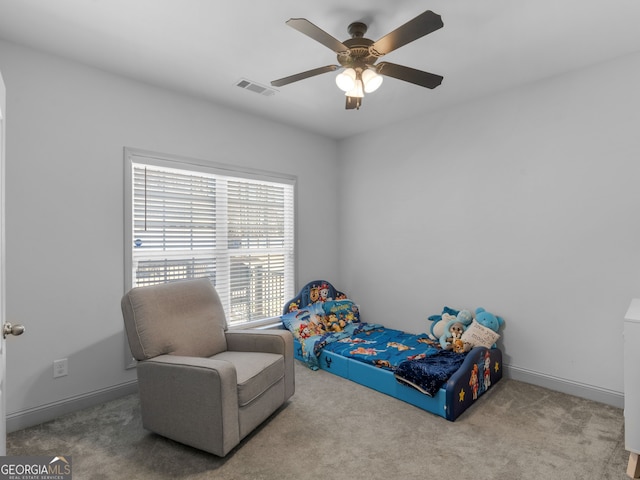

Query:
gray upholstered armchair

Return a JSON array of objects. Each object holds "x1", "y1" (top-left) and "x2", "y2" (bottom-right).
[{"x1": 121, "y1": 278, "x2": 294, "y2": 456}]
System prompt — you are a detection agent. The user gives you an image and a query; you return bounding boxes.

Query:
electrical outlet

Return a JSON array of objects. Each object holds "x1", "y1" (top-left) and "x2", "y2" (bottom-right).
[{"x1": 53, "y1": 358, "x2": 68, "y2": 378}]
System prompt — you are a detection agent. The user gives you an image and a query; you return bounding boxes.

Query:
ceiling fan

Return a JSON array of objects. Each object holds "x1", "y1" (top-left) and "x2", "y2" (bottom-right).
[{"x1": 271, "y1": 10, "x2": 444, "y2": 110}]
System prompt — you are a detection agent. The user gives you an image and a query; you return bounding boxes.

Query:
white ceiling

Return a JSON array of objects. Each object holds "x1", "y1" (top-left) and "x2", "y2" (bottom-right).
[{"x1": 0, "y1": 0, "x2": 639, "y2": 140}]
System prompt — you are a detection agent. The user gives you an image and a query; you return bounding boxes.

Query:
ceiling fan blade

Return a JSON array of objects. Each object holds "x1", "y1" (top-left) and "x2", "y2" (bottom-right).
[
  {"x1": 345, "y1": 96, "x2": 362, "y2": 110},
  {"x1": 271, "y1": 65, "x2": 340, "y2": 87},
  {"x1": 286, "y1": 18, "x2": 350, "y2": 54},
  {"x1": 376, "y1": 62, "x2": 443, "y2": 89},
  {"x1": 370, "y1": 10, "x2": 443, "y2": 57}
]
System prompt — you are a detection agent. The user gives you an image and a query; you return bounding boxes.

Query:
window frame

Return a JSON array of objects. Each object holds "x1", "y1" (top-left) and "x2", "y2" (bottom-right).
[{"x1": 123, "y1": 147, "x2": 297, "y2": 346}]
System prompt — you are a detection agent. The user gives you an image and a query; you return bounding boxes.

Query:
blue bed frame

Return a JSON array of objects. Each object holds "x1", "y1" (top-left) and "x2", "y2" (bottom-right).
[{"x1": 283, "y1": 280, "x2": 503, "y2": 421}]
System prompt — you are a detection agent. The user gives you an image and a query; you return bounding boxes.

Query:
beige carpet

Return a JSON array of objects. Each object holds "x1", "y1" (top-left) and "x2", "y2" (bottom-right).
[{"x1": 7, "y1": 362, "x2": 631, "y2": 479}]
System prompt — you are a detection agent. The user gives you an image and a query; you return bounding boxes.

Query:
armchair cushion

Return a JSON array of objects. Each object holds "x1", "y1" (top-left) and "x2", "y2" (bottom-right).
[
  {"x1": 212, "y1": 351, "x2": 283, "y2": 406},
  {"x1": 122, "y1": 278, "x2": 228, "y2": 360}
]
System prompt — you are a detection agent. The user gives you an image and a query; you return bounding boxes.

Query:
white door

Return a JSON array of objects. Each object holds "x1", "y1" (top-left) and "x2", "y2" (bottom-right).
[
  {"x1": 0, "y1": 69, "x2": 7, "y2": 455},
  {"x1": 0, "y1": 70, "x2": 23, "y2": 455}
]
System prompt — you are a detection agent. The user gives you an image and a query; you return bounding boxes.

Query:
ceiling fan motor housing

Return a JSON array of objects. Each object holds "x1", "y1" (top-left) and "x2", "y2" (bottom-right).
[{"x1": 338, "y1": 25, "x2": 378, "y2": 70}]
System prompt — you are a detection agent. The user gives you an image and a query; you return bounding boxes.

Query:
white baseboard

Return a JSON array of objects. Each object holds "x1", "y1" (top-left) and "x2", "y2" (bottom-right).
[
  {"x1": 504, "y1": 364, "x2": 623, "y2": 409},
  {"x1": 6, "y1": 380, "x2": 139, "y2": 433}
]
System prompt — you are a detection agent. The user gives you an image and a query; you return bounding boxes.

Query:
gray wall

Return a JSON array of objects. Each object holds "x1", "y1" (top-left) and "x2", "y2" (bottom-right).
[
  {"x1": 0, "y1": 40, "x2": 340, "y2": 426},
  {"x1": 337, "y1": 52, "x2": 640, "y2": 404}
]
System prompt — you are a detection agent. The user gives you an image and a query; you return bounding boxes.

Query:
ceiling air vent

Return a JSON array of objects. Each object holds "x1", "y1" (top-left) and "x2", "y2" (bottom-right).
[{"x1": 236, "y1": 78, "x2": 277, "y2": 97}]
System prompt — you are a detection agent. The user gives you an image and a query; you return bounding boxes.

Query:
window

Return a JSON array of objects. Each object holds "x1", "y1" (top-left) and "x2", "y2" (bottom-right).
[{"x1": 124, "y1": 148, "x2": 296, "y2": 328}]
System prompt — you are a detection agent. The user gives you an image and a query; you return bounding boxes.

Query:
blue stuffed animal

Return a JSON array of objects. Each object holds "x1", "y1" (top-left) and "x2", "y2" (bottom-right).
[
  {"x1": 474, "y1": 307, "x2": 504, "y2": 333},
  {"x1": 471, "y1": 307, "x2": 505, "y2": 348},
  {"x1": 427, "y1": 306, "x2": 459, "y2": 341}
]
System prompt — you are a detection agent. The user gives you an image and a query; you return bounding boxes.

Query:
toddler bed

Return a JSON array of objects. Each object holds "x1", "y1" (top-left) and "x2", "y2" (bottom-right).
[{"x1": 280, "y1": 280, "x2": 503, "y2": 421}]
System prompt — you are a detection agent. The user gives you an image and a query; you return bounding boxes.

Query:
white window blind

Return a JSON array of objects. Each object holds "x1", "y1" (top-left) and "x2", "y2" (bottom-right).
[{"x1": 125, "y1": 149, "x2": 296, "y2": 327}]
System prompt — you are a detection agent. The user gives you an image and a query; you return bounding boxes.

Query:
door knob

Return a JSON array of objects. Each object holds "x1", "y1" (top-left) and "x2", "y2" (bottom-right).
[{"x1": 3, "y1": 322, "x2": 25, "y2": 339}]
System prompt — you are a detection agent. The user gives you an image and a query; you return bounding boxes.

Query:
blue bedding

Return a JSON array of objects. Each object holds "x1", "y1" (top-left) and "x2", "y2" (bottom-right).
[
  {"x1": 285, "y1": 318, "x2": 473, "y2": 396},
  {"x1": 394, "y1": 350, "x2": 469, "y2": 396},
  {"x1": 322, "y1": 326, "x2": 441, "y2": 370},
  {"x1": 324, "y1": 327, "x2": 470, "y2": 396},
  {"x1": 295, "y1": 321, "x2": 382, "y2": 370}
]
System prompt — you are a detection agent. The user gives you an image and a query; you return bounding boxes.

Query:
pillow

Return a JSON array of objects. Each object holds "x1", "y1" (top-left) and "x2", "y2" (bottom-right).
[
  {"x1": 281, "y1": 299, "x2": 360, "y2": 338},
  {"x1": 321, "y1": 299, "x2": 360, "y2": 326},
  {"x1": 280, "y1": 305, "x2": 326, "y2": 340},
  {"x1": 461, "y1": 320, "x2": 501, "y2": 348}
]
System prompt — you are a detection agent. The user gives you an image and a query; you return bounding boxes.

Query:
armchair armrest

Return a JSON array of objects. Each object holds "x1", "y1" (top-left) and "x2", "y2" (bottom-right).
[
  {"x1": 225, "y1": 329, "x2": 293, "y2": 356},
  {"x1": 225, "y1": 329, "x2": 295, "y2": 400}
]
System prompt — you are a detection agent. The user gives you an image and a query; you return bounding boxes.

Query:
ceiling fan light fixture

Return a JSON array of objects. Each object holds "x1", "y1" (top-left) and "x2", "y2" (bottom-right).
[
  {"x1": 362, "y1": 68, "x2": 383, "y2": 93},
  {"x1": 335, "y1": 68, "x2": 356, "y2": 92},
  {"x1": 345, "y1": 79, "x2": 364, "y2": 98}
]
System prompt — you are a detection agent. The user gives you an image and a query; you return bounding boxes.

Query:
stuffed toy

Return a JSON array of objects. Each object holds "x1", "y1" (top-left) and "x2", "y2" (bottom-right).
[
  {"x1": 460, "y1": 307, "x2": 505, "y2": 349},
  {"x1": 428, "y1": 307, "x2": 473, "y2": 341},
  {"x1": 457, "y1": 309, "x2": 473, "y2": 325},
  {"x1": 474, "y1": 307, "x2": 504, "y2": 333},
  {"x1": 427, "y1": 306, "x2": 459, "y2": 341},
  {"x1": 430, "y1": 312, "x2": 457, "y2": 341},
  {"x1": 438, "y1": 309, "x2": 473, "y2": 349},
  {"x1": 443, "y1": 321, "x2": 472, "y2": 353}
]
